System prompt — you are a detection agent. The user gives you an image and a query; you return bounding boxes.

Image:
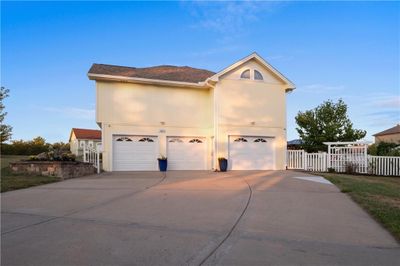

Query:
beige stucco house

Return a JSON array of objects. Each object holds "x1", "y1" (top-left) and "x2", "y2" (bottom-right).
[
  {"x1": 373, "y1": 124, "x2": 400, "y2": 144},
  {"x1": 69, "y1": 128, "x2": 101, "y2": 158},
  {"x1": 88, "y1": 53, "x2": 295, "y2": 171}
]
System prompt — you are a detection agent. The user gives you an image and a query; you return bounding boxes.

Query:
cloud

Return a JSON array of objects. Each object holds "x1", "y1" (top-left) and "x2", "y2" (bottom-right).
[
  {"x1": 183, "y1": 1, "x2": 284, "y2": 36},
  {"x1": 297, "y1": 84, "x2": 345, "y2": 94},
  {"x1": 42, "y1": 107, "x2": 95, "y2": 120}
]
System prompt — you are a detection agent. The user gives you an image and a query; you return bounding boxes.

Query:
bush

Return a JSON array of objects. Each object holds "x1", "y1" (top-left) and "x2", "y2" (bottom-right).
[
  {"x1": 1, "y1": 137, "x2": 70, "y2": 156},
  {"x1": 368, "y1": 142, "x2": 400, "y2": 156},
  {"x1": 345, "y1": 162, "x2": 358, "y2": 174},
  {"x1": 28, "y1": 151, "x2": 75, "y2": 162},
  {"x1": 327, "y1": 167, "x2": 335, "y2": 173}
]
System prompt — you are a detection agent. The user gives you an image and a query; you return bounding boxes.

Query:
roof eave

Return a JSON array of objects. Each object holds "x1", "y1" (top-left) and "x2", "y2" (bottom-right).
[{"x1": 88, "y1": 73, "x2": 211, "y2": 89}]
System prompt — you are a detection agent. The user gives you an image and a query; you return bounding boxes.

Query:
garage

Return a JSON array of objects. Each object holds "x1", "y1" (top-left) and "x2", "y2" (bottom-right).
[
  {"x1": 113, "y1": 135, "x2": 158, "y2": 171},
  {"x1": 167, "y1": 137, "x2": 207, "y2": 170},
  {"x1": 229, "y1": 136, "x2": 275, "y2": 170}
]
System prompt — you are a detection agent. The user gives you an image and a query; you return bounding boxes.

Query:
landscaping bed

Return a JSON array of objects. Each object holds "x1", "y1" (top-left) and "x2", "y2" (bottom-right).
[{"x1": 320, "y1": 173, "x2": 400, "y2": 242}]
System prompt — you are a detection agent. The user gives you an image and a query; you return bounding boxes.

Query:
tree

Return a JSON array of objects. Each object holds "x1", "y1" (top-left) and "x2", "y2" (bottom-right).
[
  {"x1": 295, "y1": 99, "x2": 366, "y2": 152},
  {"x1": 0, "y1": 86, "x2": 12, "y2": 143}
]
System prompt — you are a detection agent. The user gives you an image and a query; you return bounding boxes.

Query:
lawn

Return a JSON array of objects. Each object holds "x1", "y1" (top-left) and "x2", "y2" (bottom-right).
[
  {"x1": 320, "y1": 173, "x2": 400, "y2": 242},
  {"x1": 1, "y1": 155, "x2": 60, "y2": 192},
  {"x1": 1, "y1": 155, "x2": 29, "y2": 169}
]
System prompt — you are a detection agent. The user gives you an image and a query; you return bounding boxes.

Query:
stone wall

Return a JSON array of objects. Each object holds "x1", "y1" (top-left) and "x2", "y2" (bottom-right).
[{"x1": 9, "y1": 161, "x2": 97, "y2": 179}]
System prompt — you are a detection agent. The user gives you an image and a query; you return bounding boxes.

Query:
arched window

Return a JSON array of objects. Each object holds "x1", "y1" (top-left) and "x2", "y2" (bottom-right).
[
  {"x1": 169, "y1": 138, "x2": 183, "y2": 143},
  {"x1": 254, "y1": 70, "x2": 263, "y2": 80},
  {"x1": 138, "y1": 137, "x2": 154, "y2": 142},
  {"x1": 116, "y1": 137, "x2": 132, "y2": 142},
  {"x1": 254, "y1": 138, "x2": 267, "y2": 143},
  {"x1": 189, "y1": 138, "x2": 203, "y2": 143},
  {"x1": 240, "y1": 69, "x2": 250, "y2": 79},
  {"x1": 234, "y1": 137, "x2": 248, "y2": 142}
]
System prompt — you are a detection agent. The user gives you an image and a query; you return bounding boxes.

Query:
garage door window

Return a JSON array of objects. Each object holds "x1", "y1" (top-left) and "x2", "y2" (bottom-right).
[
  {"x1": 116, "y1": 137, "x2": 132, "y2": 142},
  {"x1": 138, "y1": 137, "x2": 154, "y2": 142},
  {"x1": 189, "y1": 138, "x2": 203, "y2": 143},
  {"x1": 254, "y1": 138, "x2": 267, "y2": 142},
  {"x1": 234, "y1": 137, "x2": 248, "y2": 142},
  {"x1": 169, "y1": 138, "x2": 183, "y2": 143}
]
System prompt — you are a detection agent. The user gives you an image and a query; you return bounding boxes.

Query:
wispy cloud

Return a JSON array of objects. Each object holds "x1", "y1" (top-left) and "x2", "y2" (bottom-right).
[
  {"x1": 297, "y1": 84, "x2": 345, "y2": 94},
  {"x1": 42, "y1": 107, "x2": 95, "y2": 120},
  {"x1": 183, "y1": 1, "x2": 285, "y2": 36}
]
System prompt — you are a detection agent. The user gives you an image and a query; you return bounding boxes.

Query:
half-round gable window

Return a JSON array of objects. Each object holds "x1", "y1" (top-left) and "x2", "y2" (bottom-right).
[
  {"x1": 254, "y1": 138, "x2": 267, "y2": 143},
  {"x1": 189, "y1": 138, "x2": 203, "y2": 143},
  {"x1": 234, "y1": 137, "x2": 248, "y2": 142},
  {"x1": 254, "y1": 70, "x2": 263, "y2": 80},
  {"x1": 240, "y1": 69, "x2": 250, "y2": 79},
  {"x1": 138, "y1": 137, "x2": 154, "y2": 142}
]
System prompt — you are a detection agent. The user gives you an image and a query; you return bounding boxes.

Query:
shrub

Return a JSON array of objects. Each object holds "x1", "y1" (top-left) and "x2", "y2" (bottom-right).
[
  {"x1": 345, "y1": 162, "x2": 358, "y2": 174},
  {"x1": 327, "y1": 167, "x2": 335, "y2": 173}
]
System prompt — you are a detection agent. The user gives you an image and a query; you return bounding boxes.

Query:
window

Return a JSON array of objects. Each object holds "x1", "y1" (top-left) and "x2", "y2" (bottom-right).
[
  {"x1": 254, "y1": 70, "x2": 263, "y2": 80},
  {"x1": 138, "y1": 137, "x2": 154, "y2": 142},
  {"x1": 189, "y1": 138, "x2": 203, "y2": 143},
  {"x1": 116, "y1": 137, "x2": 132, "y2": 142},
  {"x1": 240, "y1": 69, "x2": 250, "y2": 79},
  {"x1": 169, "y1": 138, "x2": 183, "y2": 143},
  {"x1": 254, "y1": 138, "x2": 267, "y2": 143},
  {"x1": 234, "y1": 137, "x2": 248, "y2": 142}
]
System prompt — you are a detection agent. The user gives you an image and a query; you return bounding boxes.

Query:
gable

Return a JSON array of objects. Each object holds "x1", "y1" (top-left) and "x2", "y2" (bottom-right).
[{"x1": 219, "y1": 59, "x2": 284, "y2": 85}]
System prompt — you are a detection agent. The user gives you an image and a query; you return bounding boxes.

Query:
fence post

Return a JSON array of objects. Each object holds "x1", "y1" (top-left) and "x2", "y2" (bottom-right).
[
  {"x1": 83, "y1": 145, "x2": 87, "y2": 162},
  {"x1": 96, "y1": 144, "x2": 100, "y2": 174}
]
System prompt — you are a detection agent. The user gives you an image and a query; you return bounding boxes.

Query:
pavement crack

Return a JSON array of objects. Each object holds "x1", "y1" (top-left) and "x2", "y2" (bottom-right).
[{"x1": 198, "y1": 176, "x2": 253, "y2": 265}]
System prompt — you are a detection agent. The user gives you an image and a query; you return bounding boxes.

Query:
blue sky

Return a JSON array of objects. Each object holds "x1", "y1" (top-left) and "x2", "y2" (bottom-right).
[{"x1": 2, "y1": 1, "x2": 399, "y2": 143}]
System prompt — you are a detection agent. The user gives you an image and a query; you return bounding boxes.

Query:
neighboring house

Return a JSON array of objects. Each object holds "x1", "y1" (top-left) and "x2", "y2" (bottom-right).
[
  {"x1": 69, "y1": 128, "x2": 102, "y2": 157},
  {"x1": 287, "y1": 139, "x2": 303, "y2": 150},
  {"x1": 88, "y1": 52, "x2": 295, "y2": 171},
  {"x1": 373, "y1": 124, "x2": 400, "y2": 144}
]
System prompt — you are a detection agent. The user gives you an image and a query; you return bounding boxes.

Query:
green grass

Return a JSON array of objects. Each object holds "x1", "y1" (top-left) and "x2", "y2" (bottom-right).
[
  {"x1": 320, "y1": 173, "x2": 400, "y2": 242},
  {"x1": 1, "y1": 155, "x2": 60, "y2": 192},
  {"x1": 1, "y1": 155, "x2": 29, "y2": 169}
]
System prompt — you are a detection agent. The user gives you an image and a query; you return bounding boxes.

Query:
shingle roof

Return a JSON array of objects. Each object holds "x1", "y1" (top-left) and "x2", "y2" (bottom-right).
[
  {"x1": 88, "y1": 64, "x2": 215, "y2": 83},
  {"x1": 373, "y1": 124, "x2": 400, "y2": 136},
  {"x1": 72, "y1": 128, "x2": 101, "y2": 140}
]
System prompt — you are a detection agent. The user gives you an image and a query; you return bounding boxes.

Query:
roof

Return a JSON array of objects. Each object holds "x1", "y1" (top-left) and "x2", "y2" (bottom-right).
[
  {"x1": 207, "y1": 52, "x2": 296, "y2": 91},
  {"x1": 373, "y1": 124, "x2": 400, "y2": 137},
  {"x1": 88, "y1": 64, "x2": 215, "y2": 83},
  {"x1": 70, "y1": 128, "x2": 101, "y2": 141},
  {"x1": 287, "y1": 139, "x2": 303, "y2": 145}
]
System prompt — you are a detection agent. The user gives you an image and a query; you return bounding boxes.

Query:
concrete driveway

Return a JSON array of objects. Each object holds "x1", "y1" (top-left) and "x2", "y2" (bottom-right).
[{"x1": 1, "y1": 171, "x2": 399, "y2": 265}]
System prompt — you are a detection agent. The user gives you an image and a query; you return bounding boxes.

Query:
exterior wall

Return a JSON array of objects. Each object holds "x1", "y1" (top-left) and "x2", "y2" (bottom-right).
[
  {"x1": 69, "y1": 132, "x2": 79, "y2": 156},
  {"x1": 214, "y1": 59, "x2": 287, "y2": 170},
  {"x1": 69, "y1": 133, "x2": 101, "y2": 158},
  {"x1": 96, "y1": 59, "x2": 288, "y2": 171},
  {"x1": 375, "y1": 134, "x2": 400, "y2": 144},
  {"x1": 97, "y1": 81, "x2": 213, "y2": 171}
]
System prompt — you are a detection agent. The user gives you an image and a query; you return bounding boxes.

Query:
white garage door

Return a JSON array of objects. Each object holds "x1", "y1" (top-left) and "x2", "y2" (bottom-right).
[
  {"x1": 167, "y1": 137, "x2": 207, "y2": 170},
  {"x1": 113, "y1": 135, "x2": 158, "y2": 171},
  {"x1": 229, "y1": 136, "x2": 275, "y2": 170}
]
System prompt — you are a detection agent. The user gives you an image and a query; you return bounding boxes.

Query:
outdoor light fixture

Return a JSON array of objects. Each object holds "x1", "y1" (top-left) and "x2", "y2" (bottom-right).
[
  {"x1": 160, "y1": 121, "x2": 165, "y2": 125},
  {"x1": 250, "y1": 121, "x2": 255, "y2": 125}
]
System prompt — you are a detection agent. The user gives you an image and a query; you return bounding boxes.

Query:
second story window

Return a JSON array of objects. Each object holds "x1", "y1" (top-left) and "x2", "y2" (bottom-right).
[
  {"x1": 254, "y1": 70, "x2": 263, "y2": 80},
  {"x1": 240, "y1": 69, "x2": 250, "y2": 79}
]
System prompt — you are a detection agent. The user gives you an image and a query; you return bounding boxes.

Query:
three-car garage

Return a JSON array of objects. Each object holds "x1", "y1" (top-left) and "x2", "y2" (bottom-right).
[{"x1": 112, "y1": 135, "x2": 276, "y2": 171}]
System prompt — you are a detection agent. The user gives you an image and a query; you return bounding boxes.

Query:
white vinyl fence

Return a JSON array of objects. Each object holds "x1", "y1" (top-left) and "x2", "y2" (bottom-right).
[
  {"x1": 287, "y1": 149, "x2": 400, "y2": 176},
  {"x1": 83, "y1": 144, "x2": 102, "y2": 173}
]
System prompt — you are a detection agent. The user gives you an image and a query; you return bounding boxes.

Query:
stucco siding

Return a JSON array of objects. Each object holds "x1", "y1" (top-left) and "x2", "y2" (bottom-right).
[{"x1": 96, "y1": 81, "x2": 212, "y2": 128}]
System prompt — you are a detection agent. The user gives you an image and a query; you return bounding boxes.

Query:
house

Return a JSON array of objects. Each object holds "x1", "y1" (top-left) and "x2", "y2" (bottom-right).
[
  {"x1": 69, "y1": 128, "x2": 102, "y2": 157},
  {"x1": 88, "y1": 52, "x2": 295, "y2": 171},
  {"x1": 373, "y1": 124, "x2": 400, "y2": 144},
  {"x1": 287, "y1": 139, "x2": 303, "y2": 150}
]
